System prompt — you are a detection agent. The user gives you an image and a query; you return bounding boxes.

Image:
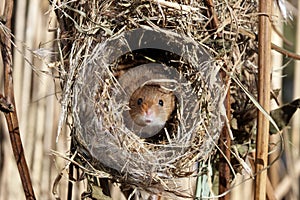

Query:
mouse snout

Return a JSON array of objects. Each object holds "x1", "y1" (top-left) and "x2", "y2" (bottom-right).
[
  {"x1": 140, "y1": 103, "x2": 153, "y2": 116},
  {"x1": 145, "y1": 108, "x2": 154, "y2": 116},
  {"x1": 143, "y1": 108, "x2": 155, "y2": 125},
  {"x1": 141, "y1": 105, "x2": 155, "y2": 121}
]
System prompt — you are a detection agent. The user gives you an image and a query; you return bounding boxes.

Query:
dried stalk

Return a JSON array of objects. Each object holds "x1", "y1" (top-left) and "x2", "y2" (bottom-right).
[
  {"x1": 218, "y1": 69, "x2": 231, "y2": 200},
  {"x1": 203, "y1": 0, "x2": 220, "y2": 34},
  {"x1": 292, "y1": 0, "x2": 300, "y2": 169},
  {"x1": 255, "y1": 0, "x2": 272, "y2": 199},
  {"x1": 0, "y1": 0, "x2": 36, "y2": 199},
  {"x1": 271, "y1": 43, "x2": 300, "y2": 60}
]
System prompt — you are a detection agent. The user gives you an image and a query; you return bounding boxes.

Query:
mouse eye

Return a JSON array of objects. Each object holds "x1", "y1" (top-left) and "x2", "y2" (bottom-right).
[
  {"x1": 137, "y1": 98, "x2": 143, "y2": 105},
  {"x1": 158, "y1": 99, "x2": 164, "y2": 106}
]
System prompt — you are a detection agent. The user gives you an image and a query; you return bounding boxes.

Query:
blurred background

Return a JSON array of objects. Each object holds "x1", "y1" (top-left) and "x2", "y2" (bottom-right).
[{"x1": 0, "y1": 0, "x2": 300, "y2": 199}]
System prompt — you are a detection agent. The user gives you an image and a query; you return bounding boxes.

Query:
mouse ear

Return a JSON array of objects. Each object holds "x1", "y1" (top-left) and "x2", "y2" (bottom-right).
[{"x1": 143, "y1": 83, "x2": 161, "y2": 88}]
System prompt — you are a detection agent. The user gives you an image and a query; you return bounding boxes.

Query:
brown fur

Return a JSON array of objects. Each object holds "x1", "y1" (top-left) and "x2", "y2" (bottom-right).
[{"x1": 129, "y1": 85, "x2": 175, "y2": 127}]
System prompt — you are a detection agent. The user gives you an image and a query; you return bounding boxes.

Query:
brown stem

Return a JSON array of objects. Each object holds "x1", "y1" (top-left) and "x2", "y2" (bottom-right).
[
  {"x1": 218, "y1": 68, "x2": 231, "y2": 200},
  {"x1": 255, "y1": 0, "x2": 272, "y2": 199},
  {"x1": 0, "y1": 0, "x2": 36, "y2": 199},
  {"x1": 203, "y1": 0, "x2": 220, "y2": 36},
  {"x1": 271, "y1": 43, "x2": 300, "y2": 60}
]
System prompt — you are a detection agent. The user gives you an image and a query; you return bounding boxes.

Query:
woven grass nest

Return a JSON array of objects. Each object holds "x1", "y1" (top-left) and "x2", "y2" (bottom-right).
[
  {"x1": 72, "y1": 27, "x2": 225, "y2": 196},
  {"x1": 54, "y1": 0, "x2": 261, "y2": 198}
]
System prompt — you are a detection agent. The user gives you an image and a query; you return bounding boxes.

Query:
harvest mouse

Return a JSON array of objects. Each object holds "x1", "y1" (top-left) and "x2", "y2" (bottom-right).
[
  {"x1": 117, "y1": 63, "x2": 178, "y2": 138},
  {"x1": 129, "y1": 84, "x2": 175, "y2": 128}
]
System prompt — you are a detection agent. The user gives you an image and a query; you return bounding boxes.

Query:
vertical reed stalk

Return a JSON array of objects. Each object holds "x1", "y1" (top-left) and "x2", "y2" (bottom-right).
[
  {"x1": 292, "y1": 0, "x2": 300, "y2": 162},
  {"x1": 255, "y1": 0, "x2": 272, "y2": 199},
  {"x1": 0, "y1": 0, "x2": 36, "y2": 199},
  {"x1": 219, "y1": 69, "x2": 231, "y2": 200}
]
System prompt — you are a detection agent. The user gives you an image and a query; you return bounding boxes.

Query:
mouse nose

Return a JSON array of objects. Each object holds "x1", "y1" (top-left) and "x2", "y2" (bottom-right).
[
  {"x1": 145, "y1": 108, "x2": 153, "y2": 116},
  {"x1": 141, "y1": 103, "x2": 149, "y2": 113}
]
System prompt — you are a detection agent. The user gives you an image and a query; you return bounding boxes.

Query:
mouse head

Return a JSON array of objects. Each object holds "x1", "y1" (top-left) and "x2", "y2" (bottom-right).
[{"x1": 129, "y1": 84, "x2": 175, "y2": 127}]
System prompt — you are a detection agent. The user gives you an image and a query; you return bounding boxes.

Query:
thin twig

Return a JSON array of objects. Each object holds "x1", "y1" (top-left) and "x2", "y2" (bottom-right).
[
  {"x1": 271, "y1": 24, "x2": 293, "y2": 47},
  {"x1": 203, "y1": 0, "x2": 220, "y2": 35},
  {"x1": 67, "y1": 135, "x2": 75, "y2": 200},
  {"x1": 0, "y1": 0, "x2": 36, "y2": 199},
  {"x1": 271, "y1": 43, "x2": 300, "y2": 60}
]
